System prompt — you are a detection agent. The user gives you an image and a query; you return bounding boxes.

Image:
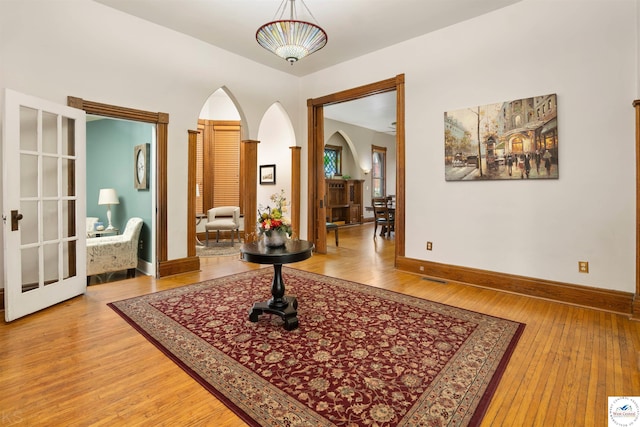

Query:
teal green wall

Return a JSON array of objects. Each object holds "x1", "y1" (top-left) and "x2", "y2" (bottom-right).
[{"x1": 87, "y1": 118, "x2": 154, "y2": 262}]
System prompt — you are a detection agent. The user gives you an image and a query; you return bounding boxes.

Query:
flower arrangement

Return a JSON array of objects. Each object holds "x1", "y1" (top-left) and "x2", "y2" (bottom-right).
[{"x1": 257, "y1": 189, "x2": 292, "y2": 237}]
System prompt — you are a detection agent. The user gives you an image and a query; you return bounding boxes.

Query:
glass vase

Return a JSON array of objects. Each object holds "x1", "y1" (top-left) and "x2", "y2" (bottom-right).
[{"x1": 263, "y1": 230, "x2": 288, "y2": 247}]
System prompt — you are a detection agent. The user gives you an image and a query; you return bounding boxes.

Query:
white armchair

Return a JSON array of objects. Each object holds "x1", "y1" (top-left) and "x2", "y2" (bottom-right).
[
  {"x1": 86, "y1": 217, "x2": 143, "y2": 284},
  {"x1": 205, "y1": 206, "x2": 240, "y2": 245}
]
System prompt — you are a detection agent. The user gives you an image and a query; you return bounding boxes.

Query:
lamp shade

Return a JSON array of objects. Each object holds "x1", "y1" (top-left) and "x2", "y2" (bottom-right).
[{"x1": 98, "y1": 188, "x2": 119, "y2": 205}]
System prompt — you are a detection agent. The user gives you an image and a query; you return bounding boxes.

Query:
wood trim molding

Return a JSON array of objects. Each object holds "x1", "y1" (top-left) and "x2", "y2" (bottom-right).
[
  {"x1": 290, "y1": 146, "x2": 301, "y2": 238},
  {"x1": 307, "y1": 74, "x2": 405, "y2": 257},
  {"x1": 187, "y1": 130, "x2": 199, "y2": 261},
  {"x1": 156, "y1": 122, "x2": 168, "y2": 265},
  {"x1": 307, "y1": 102, "x2": 327, "y2": 253},
  {"x1": 397, "y1": 256, "x2": 634, "y2": 315},
  {"x1": 241, "y1": 140, "x2": 259, "y2": 243},
  {"x1": 633, "y1": 99, "x2": 640, "y2": 319},
  {"x1": 158, "y1": 256, "x2": 200, "y2": 278},
  {"x1": 68, "y1": 96, "x2": 171, "y2": 275},
  {"x1": 394, "y1": 74, "x2": 405, "y2": 259},
  {"x1": 68, "y1": 96, "x2": 165, "y2": 124}
]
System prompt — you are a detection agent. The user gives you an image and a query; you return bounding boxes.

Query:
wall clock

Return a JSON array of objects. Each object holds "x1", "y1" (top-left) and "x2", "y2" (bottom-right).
[{"x1": 134, "y1": 143, "x2": 149, "y2": 189}]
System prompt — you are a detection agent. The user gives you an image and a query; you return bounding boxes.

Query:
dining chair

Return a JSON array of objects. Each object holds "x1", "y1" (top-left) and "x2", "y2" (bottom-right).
[
  {"x1": 372, "y1": 202, "x2": 394, "y2": 238},
  {"x1": 372, "y1": 197, "x2": 388, "y2": 207}
]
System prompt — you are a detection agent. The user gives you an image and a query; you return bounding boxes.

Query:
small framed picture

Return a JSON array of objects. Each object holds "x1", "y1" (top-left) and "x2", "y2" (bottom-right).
[{"x1": 260, "y1": 164, "x2": 276, "y2": 185}]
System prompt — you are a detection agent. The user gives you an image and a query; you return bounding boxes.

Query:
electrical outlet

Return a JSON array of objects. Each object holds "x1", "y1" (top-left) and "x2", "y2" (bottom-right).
[
  {"x1": 426, "y1": 242, "x2": 433, "y2": 251},
  {"x1": 419, "y1": 266, "x2": 424, "y2": 272},
  {"x1": 578, "y1": 261, "x2": 589, "y2": 273}
]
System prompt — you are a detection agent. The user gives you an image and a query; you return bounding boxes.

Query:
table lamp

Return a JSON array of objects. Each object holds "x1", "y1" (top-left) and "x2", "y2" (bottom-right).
[{"x1": 98, "y1": 188, "x2": 119, "y2": 230}]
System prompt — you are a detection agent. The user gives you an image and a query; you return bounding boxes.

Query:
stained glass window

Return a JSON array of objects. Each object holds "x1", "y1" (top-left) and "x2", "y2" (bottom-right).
[{"x1": 324, "y1": 145, "x2": 342, "y2": 177}]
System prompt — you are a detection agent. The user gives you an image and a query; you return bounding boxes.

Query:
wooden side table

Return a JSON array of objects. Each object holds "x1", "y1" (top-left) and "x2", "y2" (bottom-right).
[{"x1": 241, "y1": 240, "x2": 314, "y2": 330}]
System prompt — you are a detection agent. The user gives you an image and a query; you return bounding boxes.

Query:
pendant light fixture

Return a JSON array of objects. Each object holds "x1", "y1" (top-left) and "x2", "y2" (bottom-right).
[{"x1": 256, "y1": 0, "x2": 327, "y2": 64}]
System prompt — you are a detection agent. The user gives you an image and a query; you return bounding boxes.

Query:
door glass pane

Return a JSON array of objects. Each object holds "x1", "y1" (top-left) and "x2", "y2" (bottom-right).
[
  {"x1": 43, "y1": 242, "x2": 59, "y2": 286},
  {"x1": 20, "y1": 200, "x2": 39, "y2": 245},
  {"x1": 43, "y1": 200, "x2": 58, "y2": 241},
  {"x1": 20, "y1": 153, "x2": 38, "y2": 198},
  {"x1": 64, "y1": 199, "x2": 75, "y2": 238},
  {"x1": 63, "y1": 240, "x2": 75, "y2": 280},
  {"x1": 21, "y1": 246, "x2": 39, "y2": 293},
  {"x1": 19, "y1": 106, "x2": 38, "y2": 152},
  {"x1": 62, "y1": 158, "x2": 75, "y2": 197},
  {"x1": 62, "y1": 117, "x2": 75, "y2": 156},
  {"x1": 42, "y1": 112, "x2": 58, "y2": 154},
  {"x1": 42, "y1": 156, "x2": 58, "y2": 198}
]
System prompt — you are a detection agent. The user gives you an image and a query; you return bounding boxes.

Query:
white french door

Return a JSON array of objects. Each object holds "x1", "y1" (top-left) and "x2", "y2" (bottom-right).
[{"x1": 3, "y1": 89, "x2": 87, "y2": 321}]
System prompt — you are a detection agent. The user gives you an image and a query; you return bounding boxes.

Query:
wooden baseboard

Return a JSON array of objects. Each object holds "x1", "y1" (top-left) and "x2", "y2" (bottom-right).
[
  {"x1": 632, "y1": 295, "x2": 640, "y2": 320},
  {"x1": 397, "y1": 256, "x2": 634, "y2": 316},
  {"x1": 158, "y1": 256, "x2": 200, "y2": 277}
]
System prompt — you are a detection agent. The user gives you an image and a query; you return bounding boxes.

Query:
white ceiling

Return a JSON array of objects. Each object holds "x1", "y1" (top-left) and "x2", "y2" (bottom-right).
[
  {"x1": 94, "y1": 0, "x2": 521, "y2": 132},
  {"x1": 324, "y1": 91, "x2": 398, "y2": 134}
]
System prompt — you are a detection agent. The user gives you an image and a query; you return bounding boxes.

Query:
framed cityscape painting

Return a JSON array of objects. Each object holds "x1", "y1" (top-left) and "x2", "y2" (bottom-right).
[{"x1": 444, "y1": 93, "x2": 558, "y2": 181}]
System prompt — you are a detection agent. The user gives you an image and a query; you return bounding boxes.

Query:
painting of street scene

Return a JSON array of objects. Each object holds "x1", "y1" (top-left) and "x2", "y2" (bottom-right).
[{"x1": 444, "y1": 93, "x2": 558, "y2": 181}]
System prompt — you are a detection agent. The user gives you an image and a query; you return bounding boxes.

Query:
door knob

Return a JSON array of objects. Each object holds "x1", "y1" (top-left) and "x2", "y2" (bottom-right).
[{"x1": 11, "y1": 210, "x2": 23, "y2": 231}]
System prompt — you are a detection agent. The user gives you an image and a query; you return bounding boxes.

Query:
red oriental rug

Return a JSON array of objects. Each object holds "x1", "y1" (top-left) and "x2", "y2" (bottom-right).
[{"x1": 108, "y1": 268, "x2": 524, "y2": 426}]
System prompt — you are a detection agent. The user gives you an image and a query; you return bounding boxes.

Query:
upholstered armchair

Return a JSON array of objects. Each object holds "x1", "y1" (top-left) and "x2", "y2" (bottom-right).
[
  {"x1": 86, "y1": 217, "x2": 143, "y2": 284},
  {"x1": 205, "y1": 206, "x2": 240, "y2": 245}
]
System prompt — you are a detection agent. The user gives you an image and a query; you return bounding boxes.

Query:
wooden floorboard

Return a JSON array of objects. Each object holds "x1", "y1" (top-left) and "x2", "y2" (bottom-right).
[{"x1": 1, "y1": 223, "x2": 638, "y2": 426}]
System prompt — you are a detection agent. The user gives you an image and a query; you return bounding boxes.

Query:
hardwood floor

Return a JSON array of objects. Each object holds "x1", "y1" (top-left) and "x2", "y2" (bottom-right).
[{"x1": 1, "y1": 223, "x2": 638, "y2": 426}]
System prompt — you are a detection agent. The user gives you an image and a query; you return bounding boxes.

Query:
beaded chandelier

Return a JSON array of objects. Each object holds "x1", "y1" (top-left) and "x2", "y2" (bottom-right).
[{"x1": 256, "y1": 0, "x2": 327, "y2": 63}]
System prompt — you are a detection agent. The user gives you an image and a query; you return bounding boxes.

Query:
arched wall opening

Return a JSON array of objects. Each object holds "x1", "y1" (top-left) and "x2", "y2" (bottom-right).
[
  {"x1": 256, "y1": 102, "x2": 296, "y2": 212},
  {"x1": 194, "y1": 87, "x2": 246, "y2": 240}
]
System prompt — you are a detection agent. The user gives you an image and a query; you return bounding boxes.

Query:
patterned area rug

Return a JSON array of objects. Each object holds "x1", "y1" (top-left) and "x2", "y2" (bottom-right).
[
  {"x1": 109, "y1": 268, "x2": 524, "y2": 426},
  {"x1": 196, "y1": 242, "x2": 242, "y2": 257}
]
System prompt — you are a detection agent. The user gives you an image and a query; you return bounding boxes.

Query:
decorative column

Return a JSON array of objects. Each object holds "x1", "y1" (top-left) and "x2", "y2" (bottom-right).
[
  {"x1": 290, "y1": 146, "x2": 301, "y2": 238},
  {"x1": 241, "y1": 140, "x2": 259, "y2": 243},
  {"x1": 187, "y1": 130, "x2": 198, "y2": 259}
]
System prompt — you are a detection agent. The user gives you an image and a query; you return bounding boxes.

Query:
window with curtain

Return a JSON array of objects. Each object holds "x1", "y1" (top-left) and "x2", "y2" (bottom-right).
[
  {"x1": 324, "y1": 145, "x2": 342, "y2": 177},
  {"x1": 372, "y1": 145, "x2": 386, "y2": 198}
]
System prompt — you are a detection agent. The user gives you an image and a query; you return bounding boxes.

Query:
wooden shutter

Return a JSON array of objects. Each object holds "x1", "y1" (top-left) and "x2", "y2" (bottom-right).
[
  {"x1": 212, "y1": 123, "x2": 240, "y2": 207},
  {"x1": 198, "y1": 119, "x2": 241, "y2": 212}
]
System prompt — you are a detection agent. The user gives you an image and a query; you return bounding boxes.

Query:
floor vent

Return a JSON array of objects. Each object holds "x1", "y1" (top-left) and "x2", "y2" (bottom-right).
[{"x1": 422, "y1": 277, "x2": 448, "y2": 285}]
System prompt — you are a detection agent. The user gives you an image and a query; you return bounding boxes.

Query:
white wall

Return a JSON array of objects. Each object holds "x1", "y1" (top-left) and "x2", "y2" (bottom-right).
[
  {"x1": 300, "y1": 0, "x2": 638, "y2": 293},
  {"x1": 199, "y1": 88, "x2": 241, "y2": 121},
  {"x1": 0, "y1": 0, "x2": 301, "y2": 276}
]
